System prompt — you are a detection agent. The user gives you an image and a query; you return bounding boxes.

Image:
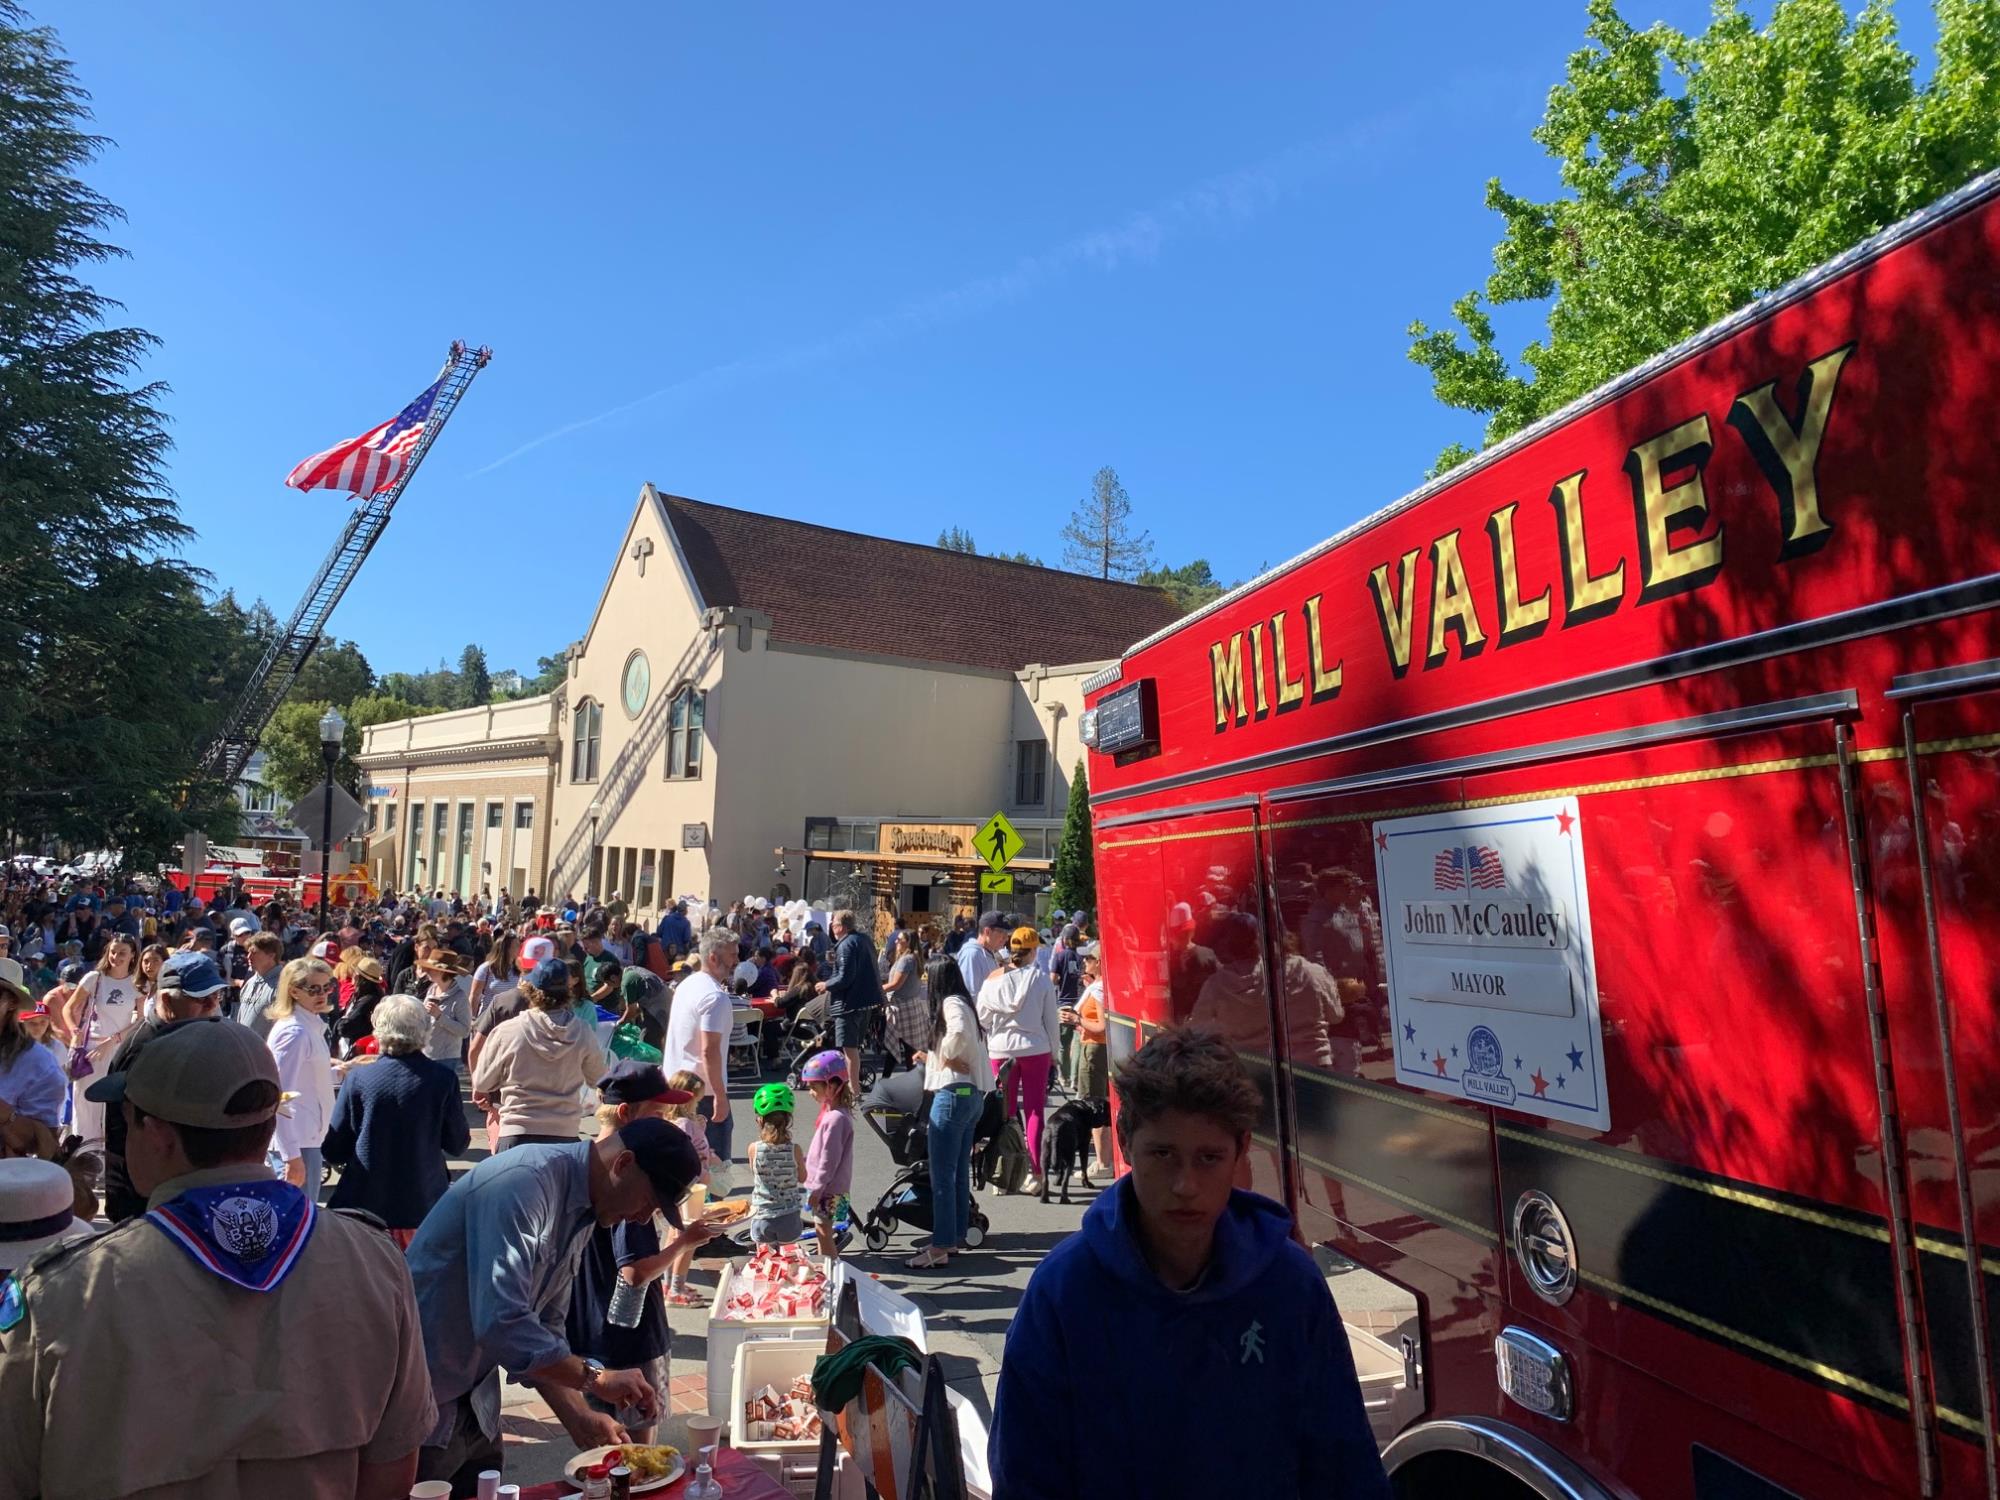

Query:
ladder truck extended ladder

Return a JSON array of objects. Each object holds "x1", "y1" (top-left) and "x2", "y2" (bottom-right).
[{"x1": 195, "y1": 340, "x2": 492, "y2": 791}]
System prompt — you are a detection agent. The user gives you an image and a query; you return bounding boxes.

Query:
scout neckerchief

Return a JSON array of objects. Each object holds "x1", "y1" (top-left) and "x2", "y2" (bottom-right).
[{"x1": 147, "y1": 1179, "x2": 316, "y2": 1292}]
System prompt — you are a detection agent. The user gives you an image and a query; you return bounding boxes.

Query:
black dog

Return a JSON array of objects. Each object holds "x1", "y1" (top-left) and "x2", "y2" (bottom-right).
[{"x1": 1041, "y1": 1097, "x2": 1112, "y2": 1203}]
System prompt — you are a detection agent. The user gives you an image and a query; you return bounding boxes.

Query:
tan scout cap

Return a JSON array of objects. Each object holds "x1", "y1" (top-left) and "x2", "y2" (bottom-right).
[{"x1": 85, "y1": 1019, "x2": 280, "y2": 1128}]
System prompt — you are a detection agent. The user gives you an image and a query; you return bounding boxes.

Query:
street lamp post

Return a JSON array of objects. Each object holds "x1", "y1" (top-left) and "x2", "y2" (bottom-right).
[
  {"x1": 588, "y1": 797, "x2": 603, "y2": 902},
  {"x1": 317, "y1": 706, "x2": 345, "y2": 934}
]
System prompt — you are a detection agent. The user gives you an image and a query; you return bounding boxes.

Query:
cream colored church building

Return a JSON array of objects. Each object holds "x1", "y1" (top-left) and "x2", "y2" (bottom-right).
[{"x1": 357, "y1": 485, "x2": 1180, "y2": 922}]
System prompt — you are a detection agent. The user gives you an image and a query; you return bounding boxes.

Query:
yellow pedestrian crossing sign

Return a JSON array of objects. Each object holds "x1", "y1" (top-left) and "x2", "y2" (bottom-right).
[
  {"x1": 973, "y1": 811, "x2": 1023, "y2": 873},
  {"x1": 979, "y1": 872, "x2": 1014, "y2": 895}
]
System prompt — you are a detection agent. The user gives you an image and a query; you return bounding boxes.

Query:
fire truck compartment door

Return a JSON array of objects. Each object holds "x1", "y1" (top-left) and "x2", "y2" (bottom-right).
[{"x1": 1889, "y1": 670, "x2": 2000, "y2": 1478}]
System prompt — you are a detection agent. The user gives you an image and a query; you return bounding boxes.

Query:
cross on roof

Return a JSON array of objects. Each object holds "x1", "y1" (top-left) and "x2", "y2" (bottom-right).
[{"x1": 630, "y1": 536, "x2": 654, "y2": 576}]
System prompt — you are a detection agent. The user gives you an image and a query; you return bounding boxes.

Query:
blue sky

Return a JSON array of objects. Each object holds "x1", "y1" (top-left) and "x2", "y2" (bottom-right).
[{"x1": 42, "y1": 2, "x2": 1914, "y2": 679}]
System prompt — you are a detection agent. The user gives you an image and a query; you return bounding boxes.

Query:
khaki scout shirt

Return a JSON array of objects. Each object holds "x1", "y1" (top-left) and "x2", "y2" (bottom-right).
[{"x1": 0, "y1": 1162, "x2": 437, "y2": 1500}]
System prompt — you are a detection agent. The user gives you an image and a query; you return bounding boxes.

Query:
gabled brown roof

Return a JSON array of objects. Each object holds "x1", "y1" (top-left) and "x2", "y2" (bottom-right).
[{"x1": 658, "y1": 492, "x2": 1184, "y2": 673}]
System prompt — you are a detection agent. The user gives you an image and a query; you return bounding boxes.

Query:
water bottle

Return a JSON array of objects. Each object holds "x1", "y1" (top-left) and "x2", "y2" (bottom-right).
[{"x1": 607, "y1": 1271, "x2": 655, "y2": 1328}]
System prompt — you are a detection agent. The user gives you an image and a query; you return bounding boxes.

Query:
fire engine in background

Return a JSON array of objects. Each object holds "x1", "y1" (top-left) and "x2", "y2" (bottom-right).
[
  {"x1": 1081, "y1": 168, "x2": 2000, "y2": 1499},
  {"x1": 164, "y1": 852, "x2": 376, "y2": 911}
]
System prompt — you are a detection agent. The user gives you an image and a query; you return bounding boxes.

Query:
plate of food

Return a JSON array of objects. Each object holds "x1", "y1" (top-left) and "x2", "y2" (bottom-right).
[
  {"x1": 564, "y1": 1443, "x2": 683, "y2": 1492},
  {"x1": 700, "y1": 1197, "x2": 752, "y2": 1226}
]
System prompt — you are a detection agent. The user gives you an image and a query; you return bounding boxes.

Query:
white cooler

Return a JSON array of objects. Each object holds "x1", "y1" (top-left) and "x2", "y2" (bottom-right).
[{"x1": 703, "y1": 1257, "x2": 828, "y2": 1419}]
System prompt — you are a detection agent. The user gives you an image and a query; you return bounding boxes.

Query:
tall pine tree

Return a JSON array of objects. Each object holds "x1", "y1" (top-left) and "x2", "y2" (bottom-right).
[
  {"x1": 0, "y1": 3, "x2": 249, "y2": 852},
  {"x1": 456, "y1": 644, "x2": 492, "y2": 707},
  {"x1": 1048, "y1": 759, "x2": 1096, "y2": 917},
  {"x1": 1061, "y1": 467, "x2": 1154, "y2": 580}
]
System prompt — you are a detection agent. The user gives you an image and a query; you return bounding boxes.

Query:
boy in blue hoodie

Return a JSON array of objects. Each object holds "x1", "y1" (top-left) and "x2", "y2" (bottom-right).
[{"x1": 990, "y1": 1026, "x2": 1391, "y2": 1499}]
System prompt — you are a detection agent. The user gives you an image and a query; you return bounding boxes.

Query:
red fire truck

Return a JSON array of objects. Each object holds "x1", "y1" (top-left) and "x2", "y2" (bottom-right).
[{"x1": 1080, "y1": 168, "x2": 2000, "y2": 1499}]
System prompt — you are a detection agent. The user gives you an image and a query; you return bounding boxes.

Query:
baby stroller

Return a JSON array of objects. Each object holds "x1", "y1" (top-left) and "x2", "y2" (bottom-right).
[
  {"x1": 779, "y1": 1001, "x2": 904, "y2": 1092},
  {"x1": 774, "y1": 1000, "x2": 830, "y2": 1085},
  {"x1": 851, "y1": 1067, "x2": 1001, "y2": 1254}
]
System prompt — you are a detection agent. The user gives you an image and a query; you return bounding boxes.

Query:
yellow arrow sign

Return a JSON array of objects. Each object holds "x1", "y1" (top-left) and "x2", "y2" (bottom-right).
[
  {"x1": 973, "y1": 811, "x2": 1024, "y2": 872},
  {"x1": 978, "y1": 872, "x2": 1014, "y2": 895}
]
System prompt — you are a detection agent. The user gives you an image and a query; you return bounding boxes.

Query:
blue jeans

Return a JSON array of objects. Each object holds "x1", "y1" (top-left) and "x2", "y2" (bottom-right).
[
  {"x1": 699, "y1": 1092, "x2": 735, "y2": 1163},
  {"x1": 298, "y1": 1146, "x2": 323, "y2": 1203},
  {"x1": 928, "y1": 1083, "x2": 983, "y2": 1250}
]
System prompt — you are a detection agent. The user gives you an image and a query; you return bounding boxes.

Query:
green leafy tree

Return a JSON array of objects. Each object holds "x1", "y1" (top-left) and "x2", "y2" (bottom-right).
[
  {"x1": 455, "y1": 643, "x2": 491, "y2": 708},
  {"x1": 1408, "y1": 0, "x2": 2000, "y2": 473},
  {"x1": 1048, "y1": 759, "x2": 1096, "y2": 916},
  {"x1": 291, "y1": 636, "x2": 373, "y2": 707},
  {"x1": 514, "y1": 649, "x2": 569, "y2": 697},
  {"x1": 377, "y1": 663, "x2": 461, "y2": 709},
  {"x1": 0, "y1": 3, "x2": 257, "y2": 852},
  {"x1": 246, "y1": 700, "x2": 333, "y2": 806},
  {"x1": 1136, "y1": 558, "x2": 1230, "y2": 614},
  {"x1": 260, "y1": 693, "x2": 438, "y2": 802},
  {"x1": 375, "y1": 670, "x2": 421, "y2": 704},
  {"x1": 1062, "y1": 466, "x2": 1154, "y2": 580}
]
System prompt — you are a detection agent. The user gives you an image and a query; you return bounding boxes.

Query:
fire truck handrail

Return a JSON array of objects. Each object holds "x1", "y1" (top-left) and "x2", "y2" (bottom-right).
[
  {"x1": 1381, "y1": 1417, "x2": 1623, "y2": 1500},
  {"x1": 1260, "y1": 689, "x2": 1860, "y2": 806},
  {"x1": 1092, "y1": 688, "x2": 1857, "y2": 828},
  {"x1": 1107, "y1": 165, "x2": 2000, "y2": 670},
  {"x1": 1886, "y1": 655, "x2": 2000, "y2": 701}
]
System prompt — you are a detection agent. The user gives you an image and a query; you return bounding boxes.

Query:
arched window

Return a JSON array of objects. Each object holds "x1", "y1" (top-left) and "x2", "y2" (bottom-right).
[
  {"x1": 666, "y1": 687, "x2": 705, "y2": 780},
  {"x1": 571, "y1": 698, "x2": 602, "y2": 782}
]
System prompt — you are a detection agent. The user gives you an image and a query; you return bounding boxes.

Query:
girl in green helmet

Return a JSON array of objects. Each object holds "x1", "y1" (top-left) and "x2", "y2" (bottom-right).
[{"x1": 747, "y1": 1080, "x2": 806, "y2": 1245}]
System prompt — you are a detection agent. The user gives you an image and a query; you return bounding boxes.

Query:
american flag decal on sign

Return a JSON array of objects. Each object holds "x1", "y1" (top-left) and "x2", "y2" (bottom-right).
[
  {"x1": 1434, "y1": 844, "x2": 1505, "y2": 891},
  {"x1": 285, "y1": 374, "x2": 447, "y2": 497}
]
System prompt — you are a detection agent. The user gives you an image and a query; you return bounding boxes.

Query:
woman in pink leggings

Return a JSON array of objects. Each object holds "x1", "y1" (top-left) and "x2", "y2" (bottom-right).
[{"x1": 976, "y1": 926, "x2": 1065, "y2": 1197}]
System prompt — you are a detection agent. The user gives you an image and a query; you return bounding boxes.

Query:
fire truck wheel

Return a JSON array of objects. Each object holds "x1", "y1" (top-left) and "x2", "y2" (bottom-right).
[{"x1": 1390, "y1": 1453, "x2": 1545, "y2": 1500}]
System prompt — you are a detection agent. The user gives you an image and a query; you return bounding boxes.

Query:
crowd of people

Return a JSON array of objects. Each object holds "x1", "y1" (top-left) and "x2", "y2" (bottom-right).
[{"x1": 0, "y1": 860, "x2": 1389, "y2": 1497}]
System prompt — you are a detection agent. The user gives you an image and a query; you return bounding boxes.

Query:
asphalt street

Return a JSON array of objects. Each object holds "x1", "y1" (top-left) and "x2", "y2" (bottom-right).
[{"x1": 444, "y1": 1057, "x2": 1109, "y2": 1488}]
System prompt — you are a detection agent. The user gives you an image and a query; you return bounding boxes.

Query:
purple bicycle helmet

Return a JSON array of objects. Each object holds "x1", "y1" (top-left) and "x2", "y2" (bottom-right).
[{"x1": 801, "y1": 1049, "x2": 849, "y2": 1083}]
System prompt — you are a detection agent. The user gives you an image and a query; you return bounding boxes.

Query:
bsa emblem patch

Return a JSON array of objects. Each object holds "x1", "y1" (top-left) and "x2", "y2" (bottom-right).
[{"x1": 211, "y1": 1195, "x2": 281, "y2": 1261}]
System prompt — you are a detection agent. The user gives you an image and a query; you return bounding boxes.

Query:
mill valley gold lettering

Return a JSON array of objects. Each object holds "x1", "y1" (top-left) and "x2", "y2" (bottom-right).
[{"x1": 1204, "y1": 346, "x2": 1850, "y2": 731}]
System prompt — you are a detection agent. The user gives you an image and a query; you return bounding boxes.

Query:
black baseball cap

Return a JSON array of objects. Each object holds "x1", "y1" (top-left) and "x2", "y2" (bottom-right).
[
  {"x1": 597, "y1": 1060, "x2": 695, "y2": 1108},
  {"x1": 616, "y1": 1116, "x2": 701, "y2": 1226},
  {"x1": 977, "y1": 910, "x2": 1010, "y2": 931}
]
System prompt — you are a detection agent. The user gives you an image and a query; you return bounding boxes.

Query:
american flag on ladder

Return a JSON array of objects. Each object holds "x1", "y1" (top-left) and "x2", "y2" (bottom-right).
[{"x1": 284, "y1": 373, "x2": 447, "y2": 497}]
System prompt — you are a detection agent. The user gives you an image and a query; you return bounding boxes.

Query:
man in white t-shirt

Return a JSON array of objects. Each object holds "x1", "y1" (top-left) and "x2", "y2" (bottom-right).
[{"x1": 664, "y1": 928, "x2": 737, "y2": 1161}]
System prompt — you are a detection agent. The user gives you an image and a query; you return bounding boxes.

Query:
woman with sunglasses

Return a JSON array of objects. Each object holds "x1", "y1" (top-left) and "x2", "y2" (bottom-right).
[{"x1": 266, "y1": 957, "x2": 341, "y2": 1199}]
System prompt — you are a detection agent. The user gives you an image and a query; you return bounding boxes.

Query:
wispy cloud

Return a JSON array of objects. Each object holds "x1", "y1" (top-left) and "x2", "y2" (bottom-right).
[{"x1": 469, "y1": 113, "x2": 1408, "y2": 477}]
